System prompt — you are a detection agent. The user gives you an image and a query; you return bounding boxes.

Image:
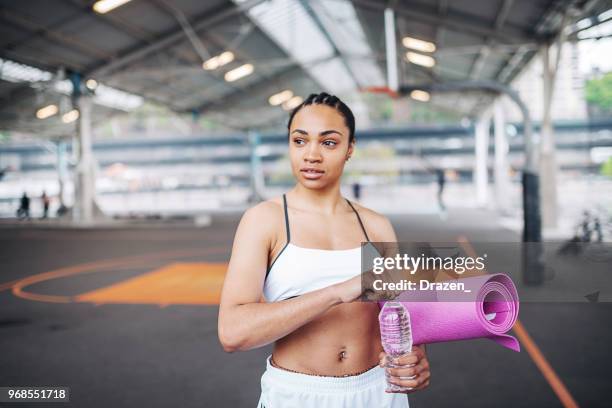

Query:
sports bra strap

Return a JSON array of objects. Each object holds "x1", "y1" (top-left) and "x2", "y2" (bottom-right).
[
  {"x1": 282, "y1": 194, "x2": 369, "y2": 242},
  {"x1": 282, "y1": 193, "x2": 291, "y2": 243},
  {"x1": 345, "y1": 199, "x2": 371, "y2": 242}
]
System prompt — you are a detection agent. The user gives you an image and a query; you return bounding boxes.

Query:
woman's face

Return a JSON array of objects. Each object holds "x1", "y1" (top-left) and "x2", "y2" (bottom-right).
[{"x1": 288, "y1": 104, "x2": 353, "y2": 190}]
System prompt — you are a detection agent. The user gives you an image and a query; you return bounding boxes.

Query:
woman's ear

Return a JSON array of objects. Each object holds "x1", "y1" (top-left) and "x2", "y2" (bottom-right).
[{"x1": 346, "y1": 140, "x2": 355, "y2": 161}]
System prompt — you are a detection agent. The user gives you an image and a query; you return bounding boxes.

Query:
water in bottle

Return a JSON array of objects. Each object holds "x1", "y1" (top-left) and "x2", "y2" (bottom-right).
[{"x1": 379, "y1": 301, "x2": 413, "y2": 392}]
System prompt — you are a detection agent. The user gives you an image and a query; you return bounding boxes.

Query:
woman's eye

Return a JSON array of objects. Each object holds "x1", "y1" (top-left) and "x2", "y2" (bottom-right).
[
  {"x1": 293, "y1": 138, "x2": 305, "y2": 145},
  {"x1": 323, "y1": 140, "x2": 337, "y2": 147}
]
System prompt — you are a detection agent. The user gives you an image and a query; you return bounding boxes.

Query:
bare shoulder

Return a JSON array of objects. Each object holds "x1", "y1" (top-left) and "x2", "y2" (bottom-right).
[
  {"x1": 237, "y1": 196, "x2": 284, "y2": 241},
  {"x1": 347, "y1": 200, "x2": 396, "y2": 242},
  {"x1": 243, "y1": 197, "x2": 282, "y2": 219}
]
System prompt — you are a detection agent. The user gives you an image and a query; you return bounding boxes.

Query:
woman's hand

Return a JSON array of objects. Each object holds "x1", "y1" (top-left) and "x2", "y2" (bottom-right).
[
  {"x1": 333, "y1": 274, "x2": 363, "y2": 303},
  {"x1": 334, "y1": 268, "x2": 404, "y2": 304},
  {"x1": 378, "y1": 344, "x2": 431, "y2": 393}
]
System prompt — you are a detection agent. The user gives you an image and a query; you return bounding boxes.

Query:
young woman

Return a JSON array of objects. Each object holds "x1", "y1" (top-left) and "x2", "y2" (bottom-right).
[{"x1": 218, "y1": 92, "x2": 431, "y2": 407}]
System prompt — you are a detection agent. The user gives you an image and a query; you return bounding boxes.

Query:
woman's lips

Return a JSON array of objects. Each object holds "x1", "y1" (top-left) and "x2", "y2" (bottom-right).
[{"x1": 300, "y1": 168, "x2": 324, "y2": 180}]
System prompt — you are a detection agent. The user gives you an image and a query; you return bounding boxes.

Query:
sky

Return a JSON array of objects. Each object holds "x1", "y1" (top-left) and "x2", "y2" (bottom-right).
[{"x1": 577, "y1": 18, "x2": 612, "y2": 75}]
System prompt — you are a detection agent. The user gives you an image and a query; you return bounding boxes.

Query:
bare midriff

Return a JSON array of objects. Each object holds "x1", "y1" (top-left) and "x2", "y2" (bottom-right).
[{"x1": 271, "y1": 301, "x2": 383, "y2": 376}]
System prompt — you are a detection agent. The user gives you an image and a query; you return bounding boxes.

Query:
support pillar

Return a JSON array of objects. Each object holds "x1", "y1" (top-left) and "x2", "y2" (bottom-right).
[
  {"x1": 474, "y1": 110, "x2": 491, "y2": 207},
  {"x1": 56, "y1": 140, "x2": 68, "y2": 209},
  {"x1": 384, "y1": 7, "x2": 398, "y2": 92},
  {"x1": 493, "y1": 99, "x2": 511, "y2": 214},
  {"x1": 73, "y1": 95, "x2": 95, "y2": 223},
  {"x1": 540, "y1": 43, "x2": 561, "y2": 228},
  {"x1": 248, "y1": 131, "x2": 265, "y2": 203}
]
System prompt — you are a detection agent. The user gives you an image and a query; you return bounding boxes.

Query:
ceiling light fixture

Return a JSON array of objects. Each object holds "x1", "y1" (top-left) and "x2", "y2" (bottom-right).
[
  {"x1": 62, "y1": 109, "x2": 80, "y2": 123},
  {"x1": 402, "y1": 37, "x2": 436, "y2": 53},
  {"x1": 224, "y1": 64, "x2": 254, "y2": 82},
  {"x1": 406, "y1": 52, "x2": 436, "y2": 67},
  {"x1": 268, "y1": 90, "x2": 293, "y2": 106},
  {"x1": 410, "y1": 90, "x2": 430, "y2": 102},
  {"x1": 93, "y1": 0, "x2": 133, "y2": 14},
  {"x1": 203, "y1": 51, "x2": 235, "y2": 70},
  {"x1": 282, "y1": 96, "x2": 303, "y2": 110},
  {"x1": 86, "y1": 79, "x2": 98, "y2": 90},
  {"x1": 36, "y1": 104, "x2": 58, "y2": 119}
]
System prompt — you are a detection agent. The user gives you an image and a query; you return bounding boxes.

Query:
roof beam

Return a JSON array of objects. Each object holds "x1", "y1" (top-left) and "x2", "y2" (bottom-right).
[
  {"x1": 463, "y1": 0, "x2": 512, "y2": 119},
  {"x1": 468, "y1": 0, "x2": 514, "y2": 79},
  {"x1": 0, "y1": 8, "x2": 112, "y2": 61},
  {"x1": 187, "y1": 64, "x2": 305, "y2": 114},
  {"x1": 493, "y1": 0, "x2": 571, "y2": 84},
  {"x1": 61, "y1": 0, "x2": 206, "y2": 72},
  {"x1": 434, "y1": 0, "x2": 448, "y2": 96},
  {"x1": 468, "y1": 42, "x2": 491, "y2": 79},
  {"x1": 150, "y1": 0, "x2": 212, "y2": 62},
  {"x1": 494, "y1": 0, "x2": 515, "y2": 30},
  {"x1": 85, "y1": 0, "x2": 266, "y2": 78},
  {"x1": 352, "y1": 0, "x2": 536, "y2": 44},
  {"x1": 62, "y1": 0, "x2": 156, "y2": 44},
  {"x1": 438, "y1": 0, "x2": 448, "y2": 16},
  {"x1": 168, "y1": 24, "x2": 285, "y2": 110},
  {"x1": 298, "y1": 0, "x2": 360, "y2": 88}
]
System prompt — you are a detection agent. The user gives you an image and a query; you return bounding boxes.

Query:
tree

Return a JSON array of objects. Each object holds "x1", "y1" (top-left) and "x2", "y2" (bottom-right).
[
  {"x1": 601, "y1": 157, "x2": 612, "y2": 177},
  {"x1": 585, "y1": 72, "x2": 612, "y2": 111}
]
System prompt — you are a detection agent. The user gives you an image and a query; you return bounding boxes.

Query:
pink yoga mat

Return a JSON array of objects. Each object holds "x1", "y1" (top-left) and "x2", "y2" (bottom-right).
[{"x1": 379, "y1": 273, "x2": 520, "y2": 352}]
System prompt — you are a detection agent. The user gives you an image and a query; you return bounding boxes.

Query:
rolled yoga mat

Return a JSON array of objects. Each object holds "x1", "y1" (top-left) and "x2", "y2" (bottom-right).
[{"x1": 379, "y1": 273, "x2": 520, "y2": 352}]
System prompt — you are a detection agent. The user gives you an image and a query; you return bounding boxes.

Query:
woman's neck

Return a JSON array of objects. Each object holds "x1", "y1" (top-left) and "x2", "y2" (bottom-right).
[{"x1": 289, "y1": 183, "x2": 347, "y2": 215}]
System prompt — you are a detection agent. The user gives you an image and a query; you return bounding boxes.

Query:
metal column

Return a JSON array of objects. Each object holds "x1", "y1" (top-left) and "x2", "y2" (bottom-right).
[
  {"x1": 540, "y1": 42, "x2": 561, "y2": 228},
  {"x1": 56, "y1": 140, "x2": 68, "y2": 210},
  {"x1": 248, "y1": 131, "x2": 265, "y2": 203},
  {"x1": 384, "y1": 8, "x2": 398, "y2": 92},
  {"x1": 493, "y1": 99, "x2": 511, "y2": 214},
  {"x1": 74, "y1": 95, "x2": 95, "y2": 223},
  {"x1": 474, "y1": 110, "x2": 492, "y2": 207}
]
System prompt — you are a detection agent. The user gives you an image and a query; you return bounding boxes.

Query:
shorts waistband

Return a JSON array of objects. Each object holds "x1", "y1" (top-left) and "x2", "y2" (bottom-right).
[{"x1": 263, "y1": 355, "x2": 384, "y2": 393}]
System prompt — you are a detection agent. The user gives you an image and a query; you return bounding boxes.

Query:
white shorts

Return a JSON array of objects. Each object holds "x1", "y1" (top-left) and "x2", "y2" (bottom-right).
[{"x1": 256, "y1": 355, "x2": 410, "y2": 408}]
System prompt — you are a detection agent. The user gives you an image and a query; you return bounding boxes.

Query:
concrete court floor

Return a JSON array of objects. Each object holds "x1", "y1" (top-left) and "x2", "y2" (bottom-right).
[{"x1": 0, "y1": 208, "x2": 609, "y2": 408}]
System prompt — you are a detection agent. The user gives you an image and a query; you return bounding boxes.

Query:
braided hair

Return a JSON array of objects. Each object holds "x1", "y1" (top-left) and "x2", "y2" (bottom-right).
[{"x1": 287, "y1": 92, "x2": 356, "y2": 144}]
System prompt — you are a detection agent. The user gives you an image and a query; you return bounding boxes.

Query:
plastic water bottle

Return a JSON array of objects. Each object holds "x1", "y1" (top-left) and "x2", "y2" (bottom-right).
[{"x1": 379, "y1": 301, "x2": 413, "y2": 392}]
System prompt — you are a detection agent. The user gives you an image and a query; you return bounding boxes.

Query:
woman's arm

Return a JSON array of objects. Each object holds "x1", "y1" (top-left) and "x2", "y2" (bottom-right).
[
  {"x1": 370, "y1": 211, "x2": 402, "y2": 308},
  {"x1": 217, "y1": 203, "x2": 362, "y2": 353}
]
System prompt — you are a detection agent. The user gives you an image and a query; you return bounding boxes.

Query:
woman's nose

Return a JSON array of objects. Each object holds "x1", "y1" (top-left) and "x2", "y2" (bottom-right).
[{"x1": 304, "y1": 144, "x2": 322, "y2": 162}]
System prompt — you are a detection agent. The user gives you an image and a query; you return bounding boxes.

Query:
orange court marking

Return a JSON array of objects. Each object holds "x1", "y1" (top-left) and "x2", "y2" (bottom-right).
[
  {"x1": 7, "y1": 246, "x2": 229, "y2": 304},
  {"x1": 512, "y1": 320, "x2": 579, "y2": 408},
  {"x1": 75, "y1": 262, "x2": 227, "y2": 306},
  {"x1": 457, "y1": 235, "x2": 579, "y2": 408}
]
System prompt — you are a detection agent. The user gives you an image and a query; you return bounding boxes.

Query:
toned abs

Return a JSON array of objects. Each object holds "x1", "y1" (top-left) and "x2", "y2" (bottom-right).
[{"x1": 271, "y1": 301, "x2": 383, "y2": 376}]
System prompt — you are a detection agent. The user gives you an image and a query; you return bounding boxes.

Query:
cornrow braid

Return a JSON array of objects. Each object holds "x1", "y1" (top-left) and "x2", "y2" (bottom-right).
[{"x1": 287, "y1": 92, "x2": 356, "y2": 143}]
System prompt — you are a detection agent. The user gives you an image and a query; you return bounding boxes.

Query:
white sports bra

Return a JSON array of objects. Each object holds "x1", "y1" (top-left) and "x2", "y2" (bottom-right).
[{"x1": 263, "y1": 194, "x2": 380, "y2": 302}]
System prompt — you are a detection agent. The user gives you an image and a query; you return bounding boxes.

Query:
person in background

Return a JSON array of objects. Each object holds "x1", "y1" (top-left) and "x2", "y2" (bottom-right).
[
  {"x1": 434, "y1": 168, "x2": 446, "y2": 213},
  {"x1": 418, "y1": 152, "x2": 447, "y2": 217},
  {"x1": 0, "y1": 166, "x2": 10, "y2": 181},
  {"x1": 41, "y1": 190, "x2": 50, "y2": 218},
  {"x1": 352, "y1": 181, "x2": 362, "y2": 202},
  {"x1": 17, "y1": 192, "x2": 30, "y2": 219}
]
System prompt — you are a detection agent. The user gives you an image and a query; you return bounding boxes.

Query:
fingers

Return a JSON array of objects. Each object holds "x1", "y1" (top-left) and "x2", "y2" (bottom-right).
[
  {"x1": 392, "y1": 346, "x2": 425, "y2": 366},
  {"x1": 385, "y1": 347, "x2": 431, "y2": 394},
  {"x1": 385, "y1": 359, "x2": 425, "y2": 379},
  {"x1": 390, "y1": 352, "x2": 418, "y2": 367},
  {"x1": 386, "y1": 366, "x2": 431, "y2": 392},
  {"x1": 378, "y1": 351, "x2": 388, "y2": 367},
  {"x1": 379, "y1": 346, "x2": 422, "y2": 369}
]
